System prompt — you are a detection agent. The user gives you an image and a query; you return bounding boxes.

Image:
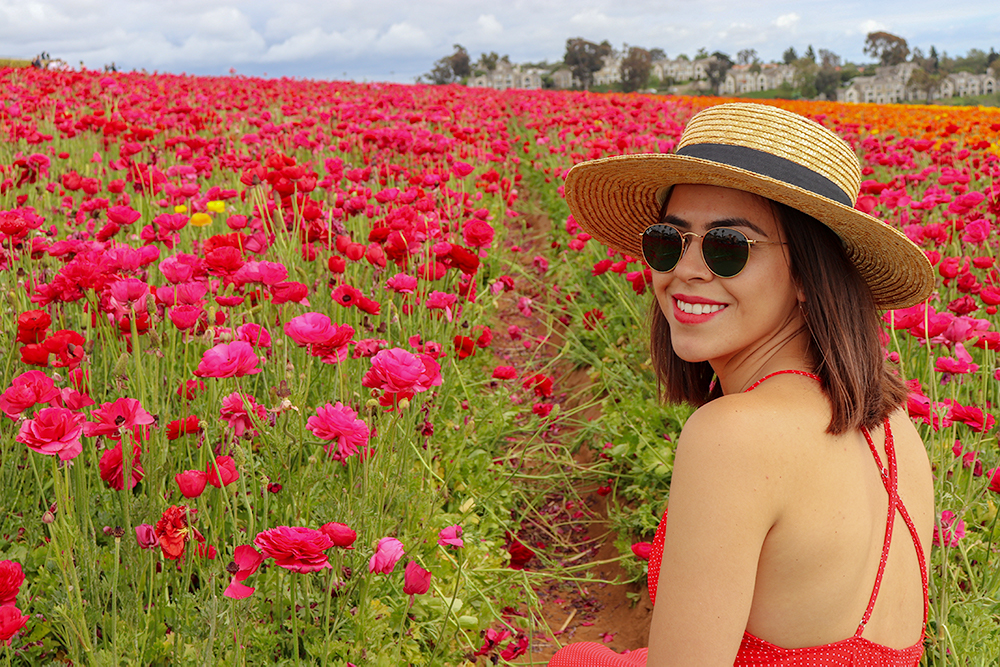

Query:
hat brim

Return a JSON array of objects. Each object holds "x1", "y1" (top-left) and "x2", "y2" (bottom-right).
[{"x1": 564, "y1": 152, "x2": 934, "y2": 310}]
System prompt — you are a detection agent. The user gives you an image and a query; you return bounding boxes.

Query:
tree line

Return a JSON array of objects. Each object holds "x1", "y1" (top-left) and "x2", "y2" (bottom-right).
[{"x1": 423, "y1": 33, "x2": 998, "y2": 99}]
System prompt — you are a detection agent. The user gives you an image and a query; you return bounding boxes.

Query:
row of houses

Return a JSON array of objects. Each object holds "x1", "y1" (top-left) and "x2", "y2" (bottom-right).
[
  {"x1": 467, "y1": 55, "x2": 998, "y2": 104},
  {"x1": 838, "y1": 63, "x2": 997, "y2": 103}
]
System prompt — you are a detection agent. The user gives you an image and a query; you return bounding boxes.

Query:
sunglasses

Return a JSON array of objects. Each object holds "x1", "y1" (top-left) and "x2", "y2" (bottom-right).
[{"x1": 640, "y1": 225, "x2": 784, "y2": 278}]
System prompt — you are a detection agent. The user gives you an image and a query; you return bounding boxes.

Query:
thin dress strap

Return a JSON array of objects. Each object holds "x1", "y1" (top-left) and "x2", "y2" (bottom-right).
[{"x1": 858, "y1": 420, "x2": 929, "y2": 638}]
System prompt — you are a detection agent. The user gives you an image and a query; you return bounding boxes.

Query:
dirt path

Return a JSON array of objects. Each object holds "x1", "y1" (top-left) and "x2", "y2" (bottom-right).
[{"x1": 494, "y1": 203, "x2": 655, "y2": 665}]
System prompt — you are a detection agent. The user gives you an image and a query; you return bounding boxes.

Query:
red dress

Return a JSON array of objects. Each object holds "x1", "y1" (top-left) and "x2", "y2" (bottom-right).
[{"x1": 548, "y1": 371, "x2": 928, "y2": 666}]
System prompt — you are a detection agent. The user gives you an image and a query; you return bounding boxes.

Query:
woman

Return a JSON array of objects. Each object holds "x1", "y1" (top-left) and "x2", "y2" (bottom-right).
[{"x1": 549, "y1": 103, "x2": 935, "y2": 666}]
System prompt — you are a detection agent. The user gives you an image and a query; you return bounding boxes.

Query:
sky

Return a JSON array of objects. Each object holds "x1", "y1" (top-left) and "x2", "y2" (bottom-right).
[{"x1": 1, "y1": 0, "x2": 997, "y2": 83}]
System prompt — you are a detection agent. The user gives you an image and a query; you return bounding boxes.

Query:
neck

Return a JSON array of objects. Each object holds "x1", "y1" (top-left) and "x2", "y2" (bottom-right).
[{"x1": 712, "y1": 320, "x2": 814, "y2": 395}]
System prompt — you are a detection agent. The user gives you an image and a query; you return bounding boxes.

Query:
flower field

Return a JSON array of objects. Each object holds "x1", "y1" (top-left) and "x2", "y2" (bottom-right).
[{"x1": 0, "y1": 66, "x2": 999, "y2": 665}]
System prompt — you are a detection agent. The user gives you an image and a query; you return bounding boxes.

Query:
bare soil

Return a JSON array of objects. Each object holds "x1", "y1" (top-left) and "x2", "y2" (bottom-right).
[{"x1": 494, "y1": 206, "x2": 655, "y2": 665}]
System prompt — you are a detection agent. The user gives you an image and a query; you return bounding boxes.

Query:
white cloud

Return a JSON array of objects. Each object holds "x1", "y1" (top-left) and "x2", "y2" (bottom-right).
[
  {"x1": 477, "y1": 13, "x2": 503, "y2": 36},
  {"x1": 375, "y1": 22, "x2": 433, "y2": 54},
  {"x1": 775, "y1": 13, "x2": 799, "y2": 29},
  {"x1": 858, "y1": 19, "x2": 888, "y2": 34}
]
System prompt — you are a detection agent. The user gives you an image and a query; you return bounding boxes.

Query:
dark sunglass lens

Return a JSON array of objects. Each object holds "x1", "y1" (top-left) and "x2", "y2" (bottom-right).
[
  {"x1": 642, "y1": 225, "x2": 683, "y2": 272},
  {"x1": 703, "y1": 228, "x2": 750, "y2": 277}
]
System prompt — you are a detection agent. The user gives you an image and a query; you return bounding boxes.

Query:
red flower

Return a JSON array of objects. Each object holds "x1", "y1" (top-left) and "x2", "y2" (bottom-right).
[
  {"x1": 254, "y1": 526, "x2": 333, "y2": 573},
  {"x1": 16, "y1": 310, "x2": 51, "y2": 344},
  {"x1": 205, "y1": 455, "x2": 239, "y2": 488},
  {"x1": 176, "y1": 379, "x2": 206, "y2": 400},
  {"x1": 0, "y1": 560, "x2": 25, "y2": 606},
  {"x1": 492, "y1": 366, "x2": 517, "y2": 380},
  {"x1": 98, "y1": 439, "x2": 145, "y2": 491},
  {"x1": 175, "y1": 470, "x2": 208, "y2": 498},
  {"x1": 155, "y1": 505, "x2": 191, "y2": 560},
  {"x1": 167, "y1": 415, "x2": 201, "y2": 440},
  {"x1": 522, "y1": 373, "x2": 554, "y2": 398},
  {"x1": 319, "y1": 522, "x2": 357, "y2": 549},
  {"x1": 631, "y1": 542, "x2": 652, "y2": 561},
  {"x1": 506, "y1": 532, "x2": 535, "y2": 570},
  {"x1": 453, "y1": 335, "x2": 476, "y2": 359},
  {"x1": 0, "y1": 606, "x2": 29, "y2": 645}
]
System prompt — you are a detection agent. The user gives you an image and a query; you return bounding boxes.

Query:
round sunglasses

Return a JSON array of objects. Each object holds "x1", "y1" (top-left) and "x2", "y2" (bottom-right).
[{"x1": 640, "y1": 224, "x2": 785, "y2": 278}]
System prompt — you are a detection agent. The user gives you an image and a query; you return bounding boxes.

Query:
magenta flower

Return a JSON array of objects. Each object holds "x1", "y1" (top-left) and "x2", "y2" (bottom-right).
[
  {"x1": 362, "y1": 348, "x2": 443, "y2": 396},
  {"x1": 254, "y1": 527, "x2": 333, "y2": 573},
  {"x1": 194, "y1": 341, "x2": 261, "y2": 378},
  {"x1": 84, "y1": 397, "x2": 155, "y2": 439},
  {"x1": 168, "y1": 304, "x2": 205, "y2": 331},
  {"x1": 236, "y1": 323, "x2": 271, "y2": 350},
  {"x1": 306, "y1": 403, "x2": 370, "y2": 461},
  {"x1": 403, "y1": 560, "x2": 432, "y2": 599},
  {"x1": 369, "y1": 537, "x2": 405, "y2": 574},
  {"x1": 224, "y1": 545, "x2": 265, "y2": 599},
  {"x1": 386, "y1": 273, "x2": 418, "y2": 294},
  {"x1": 0, "y1": 370, "x2": 60, "y2": 419},
  {"x1": 16, "y1": 406, "x2": 86, "y2": 461},
  {"x1": 935, "y1": 343, "x2": 980, "y2": 374},
  {"x1": 933, "y1": 510, "x2": 966, "y2": 547},
  {"x1": 463, "y1": 219, "x2": 495, "y2": 249},
  {"x1": 0, "y1": 560, "x2": 25, "y2": 606},
  {"x1": 220, "y1": 392, "x2": 266, "y2": 437},
  {"x1": 284, "y1": 312, "x2": 336, "y2": 345},
  {"x1": 135, "y1": 524, "x2": 158, "y2": 550},
  {"x1": 438, "y1": 525, "x2": 464, "y2": 549}
]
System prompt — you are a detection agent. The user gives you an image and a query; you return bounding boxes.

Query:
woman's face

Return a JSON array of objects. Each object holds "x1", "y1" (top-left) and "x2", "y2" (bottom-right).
[{"x1": 650, "y1": 184, "x2": 803, "y2": 370}]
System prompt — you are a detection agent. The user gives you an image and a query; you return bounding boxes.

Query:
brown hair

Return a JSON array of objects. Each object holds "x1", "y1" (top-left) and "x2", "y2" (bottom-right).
[{"x1": 649, "y1": 197, "x2": 907, "y2": 434}]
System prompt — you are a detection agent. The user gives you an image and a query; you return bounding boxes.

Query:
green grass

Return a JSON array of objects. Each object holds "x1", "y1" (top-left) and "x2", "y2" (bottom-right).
[{"x1": 0, "y1": 58, "x2": 32, "y2": 68}]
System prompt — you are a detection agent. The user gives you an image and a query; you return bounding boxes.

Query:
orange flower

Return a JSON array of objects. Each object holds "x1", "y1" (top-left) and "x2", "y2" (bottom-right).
[{"x1": 155, "y1": 505, "x2": 191, "y2": 560}]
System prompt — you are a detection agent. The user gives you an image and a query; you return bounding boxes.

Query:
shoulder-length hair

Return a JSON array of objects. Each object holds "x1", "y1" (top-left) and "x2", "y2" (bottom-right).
[{"x1": 649, "y1": 197, "x2": 908, "y2": 435}]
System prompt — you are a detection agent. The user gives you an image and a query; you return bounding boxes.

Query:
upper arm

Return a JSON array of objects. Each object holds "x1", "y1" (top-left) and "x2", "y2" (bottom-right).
[{"x1": 646, "y1": 399, "x2": 786, "y2": 666}]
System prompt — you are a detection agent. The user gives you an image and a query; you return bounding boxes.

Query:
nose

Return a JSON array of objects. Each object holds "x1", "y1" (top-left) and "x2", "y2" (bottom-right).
[{"x1": 672, "y1": 233, "x2": 713, "y2": 281}]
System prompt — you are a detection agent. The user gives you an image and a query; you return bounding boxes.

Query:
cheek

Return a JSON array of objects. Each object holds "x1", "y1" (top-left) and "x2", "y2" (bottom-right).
[{"x1": 651, "y1": 273, "x2": 673, "y2": 312}]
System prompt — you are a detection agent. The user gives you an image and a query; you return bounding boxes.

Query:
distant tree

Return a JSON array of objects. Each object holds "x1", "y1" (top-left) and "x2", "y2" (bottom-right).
[
  {"x1": 449, "y1": 44, "x2": 471, "y2": 79},
  {"x1": 819, "y1": 49, "x2": 841, "y2": 70},
  {"x1": 793, "y1": 57, "x2": 819, "y2": 98},
  {"x1": 815, "y1": 68, "x2": 840, "y2": 100},
  {"x1": 649, "y1": 48, "x2": 666, "y2": 61},
  {"x1": 676, "y1": 53, "x2": 690, "y2": 61},
  {"x1": 953, "y1": 48, "x2": 989, "y2": 74},
  {"x1": 737, "y1": 48, "x2": 758, "y2": 65},
  {"x1": 564, "y1": 38, "x2": 612, "y2": 90},
  {"x1": 695, "y1": 47, "x2": 710, "y2": 60},
  {"x1": 424, "y1": 44, "x2": 470, "y2": 84},
  {"x1": 705, "y1": 52, "x2": 733, "y2": 94},
  {"x1": 864, "y1": 32, "x2": 909, "y2": 66},
  {"x1": 804, "y1": 45, "x2": 816, "y2": 62},
  {"x1": 749, "y1": 61, "x2": 762, "y2": 74},
  {"x1": 928, "y1": 46, "x2": 940, "y2": 72},
  {"x1": 839, "y1": 62, "x2": 861, "y2": 83},
  {"x1": 620, "y1": 45, "x2": 653, "y2": 93},
  {"x1": 479, "y1": 51, "x2": 499, "y2": 72},
  {"x1": 783, "y1": 47, "x2": 798, "y2": 65},
  {"x1": 987, "y1": 48, "x2": 998, "y2": 69},
  {"x1": 908, "y1": 67, "x2": 942, "y2": 100}
]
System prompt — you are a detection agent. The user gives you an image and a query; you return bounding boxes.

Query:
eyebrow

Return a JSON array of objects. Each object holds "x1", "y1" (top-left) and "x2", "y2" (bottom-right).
[{"x1": 662, "y1": 214, "x2": 771, "y2": 239}]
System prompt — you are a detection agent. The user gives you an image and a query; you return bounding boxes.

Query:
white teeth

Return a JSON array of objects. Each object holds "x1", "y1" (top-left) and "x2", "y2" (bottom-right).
[{"x1": 676, "y1": 300, "x2": 725, "y2": 315}]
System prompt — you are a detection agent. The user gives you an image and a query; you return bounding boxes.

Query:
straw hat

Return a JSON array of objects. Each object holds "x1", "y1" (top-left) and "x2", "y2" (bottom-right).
[{"x1": 564, "y1": 102, "x2": 933, "y2": 309}]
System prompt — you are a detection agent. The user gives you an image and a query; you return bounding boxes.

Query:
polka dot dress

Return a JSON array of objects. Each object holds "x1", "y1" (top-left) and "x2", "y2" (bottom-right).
[{"x1": 548, "y1": 371, "x2": 928, "y2": 666}]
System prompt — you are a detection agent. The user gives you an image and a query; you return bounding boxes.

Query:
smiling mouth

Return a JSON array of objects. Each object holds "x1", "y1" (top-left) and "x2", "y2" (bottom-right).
[{"x1": 675, "y1": 299, "x2": 726, "y2": 315}]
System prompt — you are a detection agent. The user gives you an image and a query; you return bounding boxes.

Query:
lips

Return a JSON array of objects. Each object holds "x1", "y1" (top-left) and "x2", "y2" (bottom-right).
[{"x1": 672, "y1": 295, "x2": 727, "y2": 324}]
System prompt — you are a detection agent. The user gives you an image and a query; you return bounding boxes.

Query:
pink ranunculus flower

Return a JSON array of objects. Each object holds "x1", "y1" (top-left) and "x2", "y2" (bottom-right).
[
  {"x1": 361, "y1": 348, "x2": 443, "y2": 396},
  {"x1": 403, "y1": 560, "x2": 432, "y2": 599},
  {"x1": 236, "y1": 323, "x2": 272, "y2": 350},
  {"x1": 311, "y1": 324, "x2": 356, "y2": 364},
  {"x1": 306, "y1": 402, "x2": 370, "y2": 461},
  {"x1": 631, "y1": 542, "x2": 652, "y2": 561},
  {"x1": 438, "y1": 525, "x2": 464, "y2": 548},
  {"x1": 194, "y1": 341, "x2": 261, "y2": 378},
  {"x1": 135, "y1": 524, "x2": 159, "y2": 550},
  {"x1": 84, "y1": 397, "x2": 155, "y2": 440},
  {"x1": 220, "y1": 392, "x2": 266, "y2": 437},
  {"x1": 463, "y1": 219, "x2": 495, "y2": 249},
  {"x1": 16, "y1": 406, "x2": 87, "y2": 461},
  {"x1": 254, "y1": 526, "x2": 333, "y2": 573},
  {"x1": 168, "y1": 304, "x2": 205, "y2": 331},
  {"x1": 0, "y1": 370, "x2": 60, "y2": 419},
  {"x1": 369, "y1": 537, "x2": 405, "y2": 574},
  {"x1": 933, "y1": 510, "x2": 966, "y2": 547},
  {"x1": 284, "y1": 312, "x2": 335, "y2": 346},
  {"x1": 224, "y1": 544, "x2": 265, "y2": 599},
  {"x1": 386, "y1": 273, "x2": 418, "y2": 294}
]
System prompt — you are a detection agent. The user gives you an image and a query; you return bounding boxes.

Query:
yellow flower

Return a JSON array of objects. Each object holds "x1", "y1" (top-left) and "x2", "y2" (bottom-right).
[
  {"x1": 207, "y1": 200, "x2": 225, "y2": 214},
  {"x1": 189, "y1": 212, "x2": 212, "y2": 227},
  {"x1": 174, "y1": 205, "x2": 188, "y2": 214}
]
